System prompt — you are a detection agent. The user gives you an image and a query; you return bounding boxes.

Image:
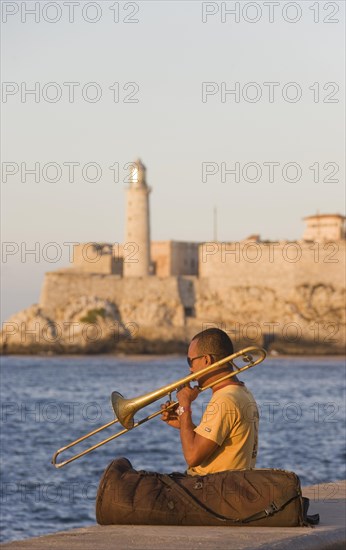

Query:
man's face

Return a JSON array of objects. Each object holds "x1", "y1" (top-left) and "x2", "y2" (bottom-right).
[{"x1": 187, "y1": 340, "x2": 208, "y2": 383}]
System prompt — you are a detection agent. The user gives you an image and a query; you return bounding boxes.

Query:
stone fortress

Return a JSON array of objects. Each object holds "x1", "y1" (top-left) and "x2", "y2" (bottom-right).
[{"x1": 1, "y1": 160, "x2": 345, "y2": 354}]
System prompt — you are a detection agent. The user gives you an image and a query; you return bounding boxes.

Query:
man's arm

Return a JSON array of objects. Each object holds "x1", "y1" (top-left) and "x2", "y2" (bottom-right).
[
  {"x1": 177, "y1": 385, "x2": 219, "y2": 467},
  {"x1": 179, "y1": 410, "x2": 219, "y2": 467}
]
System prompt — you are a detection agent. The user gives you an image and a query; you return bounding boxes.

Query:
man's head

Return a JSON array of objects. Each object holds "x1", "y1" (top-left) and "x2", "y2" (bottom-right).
[
  {"x1": 187, "y1": 328, "x2": 234, "y2": 387},
  {"x1": 191, "y1": 328, "x2": 234, "y2": 358}
]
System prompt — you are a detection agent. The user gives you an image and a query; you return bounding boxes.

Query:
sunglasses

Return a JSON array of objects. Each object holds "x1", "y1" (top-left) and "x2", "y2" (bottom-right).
[{"x1": 187, "y1": 354, "x2": 215, "y2": 367}]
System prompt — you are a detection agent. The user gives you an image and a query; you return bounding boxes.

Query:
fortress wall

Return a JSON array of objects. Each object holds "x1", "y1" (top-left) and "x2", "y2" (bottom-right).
[
  {"x1": 151, "y1": 241, "x2": 172, "y2": 277},
  {"x1": 177, "y1": 277, "x2": 196, "y2": 310},
  {"x1": 36, "y1": 241, "x2": 345, "y2": 352},
  {"x1": 72, "y1": 243, "x2": 122, "y2": 275},
  {"x1": 72, "y1": 244, "x2": 113, "y2": 274},
  {"x1": 195, "y1": 242, "x2": 345, "y2": 349},
  {"x1": 151, "y1": 242, "x2": 199, "y2": 277},
  {"x1": 171, "y1": 242, "x2": 199, "y2": 276},
  {"x1": 199, "y1": 241, "x2": 345, "y2": 287},
  {"x1": 39, "y1": 272, "x2": 186, "y2": 328}
]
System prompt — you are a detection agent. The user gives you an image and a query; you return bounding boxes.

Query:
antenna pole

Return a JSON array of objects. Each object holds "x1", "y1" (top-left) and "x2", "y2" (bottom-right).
[{"x1": 213, "y1": 206, "x2": 218, "y2": 241}]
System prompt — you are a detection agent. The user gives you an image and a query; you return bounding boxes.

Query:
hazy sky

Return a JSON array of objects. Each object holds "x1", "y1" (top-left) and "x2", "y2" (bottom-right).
[{"x1": 1, "y1": 0, "x2": 345, "y2": 322}]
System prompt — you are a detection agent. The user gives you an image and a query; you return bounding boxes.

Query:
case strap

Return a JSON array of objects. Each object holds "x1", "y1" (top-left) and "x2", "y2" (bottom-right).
[{"x1": 160, "y1": 474, "x2": 302, "y2": 524}]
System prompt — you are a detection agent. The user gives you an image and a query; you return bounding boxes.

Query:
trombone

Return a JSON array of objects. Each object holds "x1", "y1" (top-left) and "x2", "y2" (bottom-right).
[{"x1": 52, "y1": 346, "x2": 266, "y2": 468}]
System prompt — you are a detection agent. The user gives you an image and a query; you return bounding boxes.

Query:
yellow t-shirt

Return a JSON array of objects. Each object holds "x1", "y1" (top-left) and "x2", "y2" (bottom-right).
[{"x1": 187, "y1": 383, "x2": 259, "y2": 476}]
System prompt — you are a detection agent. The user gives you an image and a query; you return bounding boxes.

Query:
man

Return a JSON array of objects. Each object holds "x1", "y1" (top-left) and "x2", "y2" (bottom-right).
[{"x1": 161, "y1": 328, "x2": 259, "y2": 475}]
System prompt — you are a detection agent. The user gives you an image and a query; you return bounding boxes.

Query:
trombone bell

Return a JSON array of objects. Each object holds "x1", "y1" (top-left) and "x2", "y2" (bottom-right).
[{"x1": 111, "y1": 392, "x2": 135, "y2": 430}]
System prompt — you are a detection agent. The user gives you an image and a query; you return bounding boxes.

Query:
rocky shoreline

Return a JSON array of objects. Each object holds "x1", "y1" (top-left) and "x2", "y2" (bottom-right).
[{"x1": 1, "y1": 314, "x2": 343, "y2": 357}]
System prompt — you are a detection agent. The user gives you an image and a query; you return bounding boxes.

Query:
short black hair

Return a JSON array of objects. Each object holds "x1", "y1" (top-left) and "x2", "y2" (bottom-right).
[{"x1": 192, "y1": 328, "x2": 234, "y2": 358}]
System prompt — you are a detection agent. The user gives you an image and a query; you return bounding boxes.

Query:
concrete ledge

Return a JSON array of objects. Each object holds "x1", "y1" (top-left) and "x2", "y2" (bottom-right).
[{"x1": 2, "y1": 481, "x2": 345, "y2": 550}]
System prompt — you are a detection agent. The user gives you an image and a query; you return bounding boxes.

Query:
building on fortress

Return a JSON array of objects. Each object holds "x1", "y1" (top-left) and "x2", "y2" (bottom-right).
[
  {"x1": 303, "y1": 214, "x2": 345, "y2": 243},
  {"x1": 70, "y1": 240, "x2": 200, "y2": 277}
]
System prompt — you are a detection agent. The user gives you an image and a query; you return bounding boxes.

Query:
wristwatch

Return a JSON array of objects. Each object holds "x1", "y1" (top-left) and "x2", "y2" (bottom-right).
[{"x1": 176, "y1": 406, "x2": 192, "y2": 416}]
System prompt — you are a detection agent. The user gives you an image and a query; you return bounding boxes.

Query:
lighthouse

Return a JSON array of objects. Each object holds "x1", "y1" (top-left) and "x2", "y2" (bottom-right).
[{"x1": 123, "y1": 159, "x2": 151, "y2": 277}]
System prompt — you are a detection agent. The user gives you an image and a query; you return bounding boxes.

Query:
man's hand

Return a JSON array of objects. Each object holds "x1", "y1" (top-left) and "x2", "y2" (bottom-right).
[
  {"x1": 160, "y1": 401, "x2": 180, "y2": 429},
  {"x1": 177, "y1": 383, "x2": 199, "y2": 408}
]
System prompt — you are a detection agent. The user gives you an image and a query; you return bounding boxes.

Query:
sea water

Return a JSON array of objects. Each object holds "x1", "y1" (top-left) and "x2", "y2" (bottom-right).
[{"x1": 0, "y1": 354, "x2": 345, "y2": 542}]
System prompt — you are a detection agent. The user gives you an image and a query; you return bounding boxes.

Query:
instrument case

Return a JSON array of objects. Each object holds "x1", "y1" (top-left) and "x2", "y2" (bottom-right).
[{"x1": 96, "y1": 457, "x2": 316, "y2": 527}]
